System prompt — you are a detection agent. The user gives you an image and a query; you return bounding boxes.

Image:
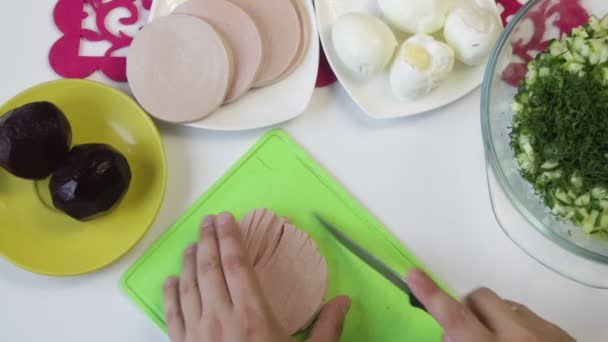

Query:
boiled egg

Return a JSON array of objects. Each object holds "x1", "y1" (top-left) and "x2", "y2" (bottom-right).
[
  {"x1": 332, "y1": 13, "x2": 398, "y2": 78},
  {"x1": 378, "y1": 0, "x2": 446, "y2": 34},
  {"x1": 443, "y1": 7, "x2": 502, "y2": 66},
  {"x1": 390, "y1": 34, "x2": 455, "y2": 99}
]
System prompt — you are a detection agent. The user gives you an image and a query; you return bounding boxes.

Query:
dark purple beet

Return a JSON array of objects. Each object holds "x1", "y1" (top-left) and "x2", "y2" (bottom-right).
[
  {"x1": 0, "y1": 102, "x2": 72, "y2": 179},
  {"x1": 50, "y1": 144, "x2": 132, "y2": 221}
]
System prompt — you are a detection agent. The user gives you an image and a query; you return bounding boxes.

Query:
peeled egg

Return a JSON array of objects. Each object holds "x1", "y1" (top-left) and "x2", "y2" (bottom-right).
[
  {"x1": 390, "y1": 34, "x2": 455, "y2": 99},
  {"x1": 332, "y1": 13, "x2": 398, "y2": 78},
  {"x1": 378, "y1": 0, "x2": 446, "y2": 34},
  {"x1": 444, "y1": 7, "x2": 502, "y2": 66}
]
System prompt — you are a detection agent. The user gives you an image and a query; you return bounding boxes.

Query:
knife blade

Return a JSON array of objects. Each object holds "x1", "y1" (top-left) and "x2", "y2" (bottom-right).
[{"x1": 314, "y1": 213, "x2": 427, "y2": 312}]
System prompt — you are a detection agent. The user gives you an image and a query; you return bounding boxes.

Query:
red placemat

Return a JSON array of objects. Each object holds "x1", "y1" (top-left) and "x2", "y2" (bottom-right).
[
  {"x1": 500, "y1": 0, "x2": 589, "y2": 86},
  {"x1": 48, "y1": 1, "x2": 575, "y2": 88},
  {"x1": 50, "y1": 0, "x2": 152, "y2": 83}
]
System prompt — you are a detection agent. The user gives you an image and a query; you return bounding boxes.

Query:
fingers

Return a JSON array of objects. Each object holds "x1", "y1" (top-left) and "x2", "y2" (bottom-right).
[
  {"x1": 504, "y1": 300, "x2": 552, "y2": 329},
  {"x1": 464, "y1": 288, "x2": 519, "y2": 333},
  {"x1": 179, "y1": 244, "x2": 202, "y2": 325},
  {"x1": 306, "y1": 296, "x2": 351, "y2": 342},
  {"x1": 215, "y1": 212, "x2": 263, "y2": 307},
  {"x1": 407, "y1": 269, "x2": 493, "y2": 342},
  {"x1": 163, "y1": 277, "x2": 185, "y2": 342},
  {"x1": 504, "y1": 300, "x2": 543, "y2": 322},
  {"x1": 504, "y1": 300, "x2": 575, "y2": 341},
  {"x1": 197, "y1": 215, "x2": 231, "y2": 308}
]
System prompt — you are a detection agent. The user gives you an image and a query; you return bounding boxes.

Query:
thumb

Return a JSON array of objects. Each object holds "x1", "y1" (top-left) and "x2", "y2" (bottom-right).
[{"x1": 306, "y1": 296, "x2": 351, "y2": 342}]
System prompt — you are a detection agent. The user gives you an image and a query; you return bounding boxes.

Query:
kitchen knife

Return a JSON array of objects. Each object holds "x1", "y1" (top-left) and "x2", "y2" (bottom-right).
[{"x1": 314, "y1": 213, "x2": 427, "y2": 313}]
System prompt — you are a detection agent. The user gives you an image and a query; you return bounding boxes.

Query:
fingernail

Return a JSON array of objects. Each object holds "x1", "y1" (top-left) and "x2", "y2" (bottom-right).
[
  {"x1": 216, "y1": 212, "x2": 233, "y2": 225},
  {"x1": 341, "y1": 297, "x2": 352, "y2": 315},
  {"x1": 164, "y1": 277, "x2": 178, "y2": 289},
  {"x1": 202, "y1": 215, "x2": 215, "y2": 227},
  {"x1": 185, "y1": 244, "x2": 196, "y2": 255},
  {"x1": 407, "y1": 268, "x2": 431, "y2": 289}
]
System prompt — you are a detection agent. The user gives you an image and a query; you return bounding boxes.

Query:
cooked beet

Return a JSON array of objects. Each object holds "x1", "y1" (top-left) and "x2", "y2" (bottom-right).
[
  {"x1": 50, "y1": 144, "x2": 132, "y2": 221},
  {"x1": 0, "y1": 102, "x2": 72, "y2": 179}
]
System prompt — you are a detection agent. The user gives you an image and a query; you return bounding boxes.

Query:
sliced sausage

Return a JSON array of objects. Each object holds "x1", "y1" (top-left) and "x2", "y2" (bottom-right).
[
  {"x1": 247, "y1": 209, "x2": 275, "y2": 262},
  {"x1": 255, "y1": 223, "x2": 328, "y2": 334},
  {"x1": 276, "y1": 0, "x2": 311, "y2": 81},
  {"x1": 255, "y1": 216, "x2": 287, "y2": 266},
  {"x1": 247, "y1": 208, "x2": 266, "y2": 242},
  {"x1": 229, "y1": 0, "x2": 301, "y2": 87},
  {"x1": 239, "y1": 209, "x2": 256, "y2": 238},
  {"x1": 174, "y1": 0, "x2": 263, "y2": 103},
  {"x1": 239, "y1": 209, "x2": 328, "y2": 335},
  {"x1": 127, "y1": 15, "x2": 233, "y2": 123}
]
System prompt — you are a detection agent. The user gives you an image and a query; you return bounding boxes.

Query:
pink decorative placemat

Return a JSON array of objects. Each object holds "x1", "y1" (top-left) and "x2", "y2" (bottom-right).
[
  {"x1": 50, "y1": 0, "x2": 151, "y2": 83},
  {"x1": 48, "y1": 0, "x2": 587, "y2": 88},
  {"x1": 500, "y1": 0, "x2": 589, "y2": 86}
]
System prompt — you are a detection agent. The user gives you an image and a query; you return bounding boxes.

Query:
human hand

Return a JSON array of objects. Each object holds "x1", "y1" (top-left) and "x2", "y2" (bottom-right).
[
  {"x1": 162, "y1": 212, "x2": 351, "y2": 342},
  {"x1": 406, "y1": 268, "x2": 575, "y2": 342}
]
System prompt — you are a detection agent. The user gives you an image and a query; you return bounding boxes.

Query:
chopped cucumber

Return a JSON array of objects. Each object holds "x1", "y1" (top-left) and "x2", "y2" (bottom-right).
[
  {"x1": 591, "y1": 187, "x2": 607, "y2": 199},
  {"x1": 511, "y1": 15, "x2": 608, "y2": 234},
  {"x1": 568, "y1": 189, "x2": 579, "y2": 199},
  {"x1": 581, "y1": 210, "x2": 600, "y2": 233},
  {"x1": 541, "y1": 161, "x2": 559, "y2": 170},
  {"x1": 516, "y1": 153, "x2": 534, "y2": 173},
  {"x1": 589, "y1": 16, "x2": 602, "y2": 34},
  {"x1": 601, "y1": 15, "x2": 608, "y2": 30},
  {"x1": 551, "y1": 203, "x2": 567, "y2": 216},
  {"x1": 519, "y1": 135, "x2": 534, "y2": 155},
  {"x1": 572, "y1": 27, "x2": 589, "y2": 39},
  {"x1": 549, "y1": 39, "x2": 566, "y2": 56},
  {"x1": 526, "y1": 67, "x2": 538, "y2": 84},
  {"x1": 601, "y1": 214, "x2": 608, "y2": 229},
  {"x1": 512, "y1": 102, "x2": 524, "y2": 114},
  {"x1": 539, "y1": 67, "x2": 551, "y2": 77},
  {"x1": 567, "y1": 62, "x2": 584, "y2": 73},
  {"x1": 555, "y1": 189, "x2": 572, "y2": 204},
  {"x1": 564, "y1": 209, "x2": 576, "y2": 221},
  {"x1": 574, "y1": 193, "x2": 591, "y2": 207},
  {"x1": 571, "y1": 174, "x2": 583, "y2": 189}
]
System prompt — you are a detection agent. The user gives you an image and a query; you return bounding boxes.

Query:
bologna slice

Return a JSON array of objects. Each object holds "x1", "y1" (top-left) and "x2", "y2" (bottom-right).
[
  {"x1": 230, "y1": 0, "x2": 301, "y2": 87},
  {"x1": 174, "y1": 0, "x2": 263, "y2": 104},
  {"x1": 127, "y1": 15, "x2": 233, "y2": 123},
  {"x1": 239, "y1": 209, "x2": 328, "y2": 335},
  {"x1": 276, "y1": 0, "x2": 311, "y2": 82}
]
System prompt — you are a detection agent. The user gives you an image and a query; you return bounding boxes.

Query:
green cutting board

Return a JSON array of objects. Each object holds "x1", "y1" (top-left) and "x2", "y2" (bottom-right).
[{"x1": 121, "y1": 129, "x2": 444, "y2": 341}]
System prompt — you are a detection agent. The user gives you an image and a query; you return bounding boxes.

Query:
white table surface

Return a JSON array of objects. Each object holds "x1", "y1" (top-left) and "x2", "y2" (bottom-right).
[{"x1": 1, "y1": 1, "x2": 607, "y2": 341}]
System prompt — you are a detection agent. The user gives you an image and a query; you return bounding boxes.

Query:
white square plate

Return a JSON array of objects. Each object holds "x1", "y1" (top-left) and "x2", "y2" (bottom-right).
[
  {"x1": 147, "y1": 0, "x2": 319, "y2": 131},
  {"x1": 315, "y1": 0, "x2": 502, "y2": 119}
]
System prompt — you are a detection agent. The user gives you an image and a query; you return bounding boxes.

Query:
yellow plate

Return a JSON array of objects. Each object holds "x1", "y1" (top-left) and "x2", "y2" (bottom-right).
[{"x1": 0, "y1": 79, "x2": 167, "y2": 276}]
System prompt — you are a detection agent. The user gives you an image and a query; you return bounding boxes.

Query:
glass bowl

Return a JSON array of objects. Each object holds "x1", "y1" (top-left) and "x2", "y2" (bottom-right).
[{"x1": 482, "y1": 0, "x2": 608, "y2": 287}]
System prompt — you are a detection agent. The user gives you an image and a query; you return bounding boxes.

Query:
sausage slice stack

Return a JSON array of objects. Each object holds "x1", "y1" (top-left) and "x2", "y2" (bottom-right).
[
  {"x1": 239, "y1": 208, "x2": 328, "y2": 335},
  {"x1": 127, "y1": 0, "x2": 310, "y2": 123}
]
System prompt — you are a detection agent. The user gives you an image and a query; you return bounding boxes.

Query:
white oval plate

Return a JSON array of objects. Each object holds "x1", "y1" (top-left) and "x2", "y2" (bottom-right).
[
  {"x1": 315, "y1": 0, "x2": 502, "y2": 119},
  {"x1": 147, "y1": 0, "x2": 319, "y2": 131}
]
